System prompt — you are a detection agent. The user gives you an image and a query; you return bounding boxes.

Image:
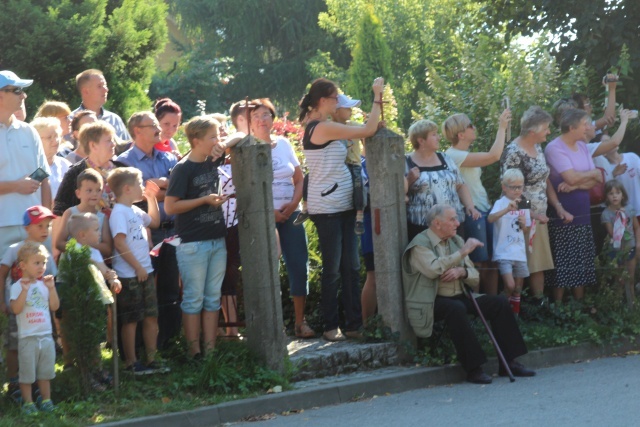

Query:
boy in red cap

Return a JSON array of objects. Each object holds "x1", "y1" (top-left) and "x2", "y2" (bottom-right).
[{"x1": 0, "y1": 205, "x2": 57, "y2": 404}]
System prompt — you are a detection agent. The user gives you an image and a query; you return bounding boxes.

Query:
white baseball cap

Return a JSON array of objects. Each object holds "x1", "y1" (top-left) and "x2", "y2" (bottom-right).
[
  {"x1": 336, "y1": 94, "x2": 361, "y2": 109},
  {"x1": 0, "y1": 70, "x2": 33, "y2": 90}
]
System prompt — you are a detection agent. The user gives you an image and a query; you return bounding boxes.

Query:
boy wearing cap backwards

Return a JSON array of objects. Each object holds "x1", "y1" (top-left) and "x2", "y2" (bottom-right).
[
  {"x1": 333, "y1": 94, "x2": 366, "y2": 234},
  {"x1": 10, "y1": 241, "x2": 59, "y2": 414},
  {"x1": 0, "y1": 205, "x2": 57, "y2": 403}
]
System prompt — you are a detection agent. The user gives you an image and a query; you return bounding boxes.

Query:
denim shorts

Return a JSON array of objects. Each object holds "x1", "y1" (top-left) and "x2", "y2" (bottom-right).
[
  {"x1": 177, "y1": 238, "x2": 226, "y2": 314},
  {"x1": 496, "y1": 259, "x2": 530, "y2": 278},
  {"x1": 464, "y1": 211, "x2": 492, "y2": 263}
]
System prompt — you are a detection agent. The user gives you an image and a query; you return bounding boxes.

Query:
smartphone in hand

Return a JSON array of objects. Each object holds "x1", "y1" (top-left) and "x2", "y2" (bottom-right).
[{"x1": 29, "y1": 167, "x2": 49, "y2": 182}]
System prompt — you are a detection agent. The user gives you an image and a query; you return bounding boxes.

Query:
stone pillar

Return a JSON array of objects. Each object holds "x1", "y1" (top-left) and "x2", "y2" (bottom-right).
[
  {"x1": 231, "y1": 136, "x2": 286, "y2": 372},
  {"x1": 365, "y1": 128, "x2": 416, "y2": 356}
]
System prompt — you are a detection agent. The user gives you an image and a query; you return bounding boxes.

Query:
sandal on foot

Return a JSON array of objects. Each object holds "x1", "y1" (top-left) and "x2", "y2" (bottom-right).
[{"x1": 295, "y1": 321, "x2": 316, "y2": 338}]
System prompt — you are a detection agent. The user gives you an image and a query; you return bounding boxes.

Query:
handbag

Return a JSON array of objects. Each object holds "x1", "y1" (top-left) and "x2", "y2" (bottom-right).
[{"x1": 589, "y1": 167, "x2": 606, "y2": 205}]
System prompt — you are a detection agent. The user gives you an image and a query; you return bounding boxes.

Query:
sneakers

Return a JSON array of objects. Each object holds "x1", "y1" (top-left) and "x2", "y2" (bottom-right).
[
  {"x1": 355, "y1": 220, "x2": 365, "y2": 235},
  {"x1": 293, "y1": 212, "x2": 309, "y2": 226},
  {"x1": 21, "y1": 402, "x2": 38, "y2": 415},
  {"x1": 147, "y1": 360, "x2": 171, "y2": 374},
  {"x1": 39, "y1": 399, "x2": 57, "y2": 413},
  {"x1": 126, "y1": 361, "x2": 155, "y2": 376}
]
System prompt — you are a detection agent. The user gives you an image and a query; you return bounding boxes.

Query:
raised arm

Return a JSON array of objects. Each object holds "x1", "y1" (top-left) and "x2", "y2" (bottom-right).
[
  {"x1": 460, "y1": 109, "x2": 511, "y2": 168},
  {"x1": 594, "y1": 75, "x2": 618, "y2": 131},
  {"x1": 591, "y1": 109, "x2": 632, "y2": 157}
]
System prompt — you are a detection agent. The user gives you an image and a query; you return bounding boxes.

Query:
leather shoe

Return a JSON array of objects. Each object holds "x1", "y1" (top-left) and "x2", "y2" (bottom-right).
[
  {"x1": 499, "y1": 361, "x2": 536, "y2": 377},
  {"x1": 466, "y1": 367, "x2": 492, "y2": 384}
]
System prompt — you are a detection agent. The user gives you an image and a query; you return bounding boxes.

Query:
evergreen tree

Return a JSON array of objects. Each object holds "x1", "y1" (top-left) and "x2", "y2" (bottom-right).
[
  {"x1": 345, "y1": 5, "x2": 393, "y2": 112},
  {"x1": 57, "y1": 240, "x2": 108, "y2": 395}
]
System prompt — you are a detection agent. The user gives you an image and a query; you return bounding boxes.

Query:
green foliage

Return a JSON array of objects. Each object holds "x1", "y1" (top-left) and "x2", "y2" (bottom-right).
[
  {"x1": 57, "y1": 240, "x2": 107, "y2": 396},
  {"x1": 345, "y1": 5, "x2": 393, "y2": 112},
  {"x1": 0, "y1": 0, "x2": 167, "y2": 120},
  {"x1": 159, "y1": 0, "x2": 347, "y2": 117}
]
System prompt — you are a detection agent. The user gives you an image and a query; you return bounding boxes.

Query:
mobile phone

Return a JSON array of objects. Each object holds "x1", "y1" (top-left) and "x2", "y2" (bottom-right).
[
  {"x1": 502, "y1": 96, "x2": 510, "y2": 110},
  {"x1": 29, "y1": 167, "x2": 49, "y2": 182},
  {"x1": 517, "y1": 197, "x2": 530, "y2": 210}
]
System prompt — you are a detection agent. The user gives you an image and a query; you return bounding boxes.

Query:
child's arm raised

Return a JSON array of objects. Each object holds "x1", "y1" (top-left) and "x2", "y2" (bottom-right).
[
  {"x1": 43, "y1": 275, "x2": 60, "y2": 311},
  {"x1": 9, "y1": 280, "x2": 31, "y2": 315},
  {"x1": 144, "y1": 181, "x2": 161, "y2": 229}
]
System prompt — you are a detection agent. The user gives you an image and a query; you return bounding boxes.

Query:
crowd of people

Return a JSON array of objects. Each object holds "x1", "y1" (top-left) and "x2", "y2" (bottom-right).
[{"x1": 0, "y1": 65, "x2": 637, "y2": 412}]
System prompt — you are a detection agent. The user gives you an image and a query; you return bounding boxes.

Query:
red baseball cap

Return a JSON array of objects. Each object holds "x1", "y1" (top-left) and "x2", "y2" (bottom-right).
[{"x1": 23, "y1": 205, "x2": 56, "y2": 226}]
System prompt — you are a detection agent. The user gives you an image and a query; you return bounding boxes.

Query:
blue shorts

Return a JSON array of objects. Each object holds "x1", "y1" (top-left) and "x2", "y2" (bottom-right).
[
  {"x1": 607, "y1": 247, "x2": 636, "y2": 265},
  {"x1": 464, "y1": 210, "x2": 492, "y2": 263}
]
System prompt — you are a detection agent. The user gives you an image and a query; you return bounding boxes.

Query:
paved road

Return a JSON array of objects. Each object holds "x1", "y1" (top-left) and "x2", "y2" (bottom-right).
[{"x1": 234, "y1": 354, "x2": 640, "y2": 427}]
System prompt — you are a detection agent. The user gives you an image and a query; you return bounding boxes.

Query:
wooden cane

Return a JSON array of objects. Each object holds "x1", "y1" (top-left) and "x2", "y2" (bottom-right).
[{"x1": 464, "y1": 284, "x2": 515, "y2": 382}]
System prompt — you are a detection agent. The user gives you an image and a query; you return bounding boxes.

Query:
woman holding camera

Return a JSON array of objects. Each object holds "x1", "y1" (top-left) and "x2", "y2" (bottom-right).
[{"x1": 443, "y1": 109, "x2": 511, "y2": 294}]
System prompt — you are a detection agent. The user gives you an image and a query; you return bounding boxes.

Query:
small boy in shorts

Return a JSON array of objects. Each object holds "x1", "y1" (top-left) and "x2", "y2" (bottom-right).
[
  {"x1": 107, "y1": 167, "x2": 164, "y2": 375},
  {"x1": 0, "y1": 206, "x2": 57, "y2": 403},
  {"x1": 10, "y1": 242, "x2": 59, "y2": 414},
  {"x1": 488, "y1": 169, "x2": 531, "y2": 316}
]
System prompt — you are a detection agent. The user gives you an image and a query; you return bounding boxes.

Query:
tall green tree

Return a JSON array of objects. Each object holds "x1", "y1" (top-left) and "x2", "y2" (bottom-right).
[
  {"x1": 158, "y1": 0, "x2": 347, "y2": 117},
  {"x1": 345, "y1": 5, "x2": 392, "y2": 112},
  {"x1": 0, "y1": 0, "x2": 167, "y2": 120},
  {"x1": 479, "y1": 0, "x2": 640, "y2": 107}
]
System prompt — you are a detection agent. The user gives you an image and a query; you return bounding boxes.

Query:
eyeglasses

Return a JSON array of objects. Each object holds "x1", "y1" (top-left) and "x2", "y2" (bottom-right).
[
  {"x1": 507, "y1": 185, "x2": 524, "y2": 190},
  {"x1": 1, "y1": 87, "x2": 24, "y2": 95},
  {"x1": 136, "y1": 124, "x2": 159, "y2": 129},
  {"x1": 326, "y1": 96, "x2": 339, "y2": 101}
]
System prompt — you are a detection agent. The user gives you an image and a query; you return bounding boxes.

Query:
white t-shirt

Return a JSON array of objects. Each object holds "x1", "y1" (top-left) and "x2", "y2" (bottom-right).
[
  {"x1": 445, "y1": 147, "x2": 491, "y2": 212},
  {"x1": 2, "y1": 241, "x2": 57, "y2": 306},
  {"x1": 50, "y1": 156, "x2": 72, "y2": 202},
  {"x1": 490, "y1": 195, "x2": 531, "y2": 262},
  {"x1": 0, "y1": 119, "x2": 51, "y2": 227},
  {"x1": 10, "y1": 279, "x2": 53, "y2": 339},
  {"x1": 109, "y1": 203, "x2": 153, "y2": 278},
  {"x1": 271, "y1": 137, "x2": 300, "y2": 210},
  {"x1": 75, "y1": 242, "x2": 103, "y2": 265},
  {"x1": 598, "y1": 153, "x2": 640, "y2": 215}
]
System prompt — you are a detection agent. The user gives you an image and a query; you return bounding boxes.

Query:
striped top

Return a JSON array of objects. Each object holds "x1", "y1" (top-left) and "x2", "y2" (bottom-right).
[{"x1": 303, "y1": 120, "x2": 354, "y2": 214}]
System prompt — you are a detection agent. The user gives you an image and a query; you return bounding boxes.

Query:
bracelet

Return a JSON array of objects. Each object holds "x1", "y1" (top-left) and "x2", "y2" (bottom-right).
[{"x1": 373, "y1": 100, "x2": 385, "y2": 105}]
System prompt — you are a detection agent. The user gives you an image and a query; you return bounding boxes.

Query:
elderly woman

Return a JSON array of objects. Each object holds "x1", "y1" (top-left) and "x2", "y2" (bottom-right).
[
  {"x1": 501, "y1": 106, "x2": 569, "y2": 305},
  {"x1": 299, "y1": 77, "x2": 383, "y2": 342},
  {"x1": 53, "y1": 121, "x2": 124, "y2": 217},
  {"x1": 544, "y1": 108, "x2": 602, "y2": 302},
  {"x1": 30, "y1": 117, "x2": 71, "y2": 203},
  {"x1": 405, "y1": 119, "x2": 479, "y2": 242},
  {"x1": 248, "y1": 97, "x2": 314, "y2": 338},
  {"x1": 443, "y1": 109, "x2": 511, "y2": 294}
]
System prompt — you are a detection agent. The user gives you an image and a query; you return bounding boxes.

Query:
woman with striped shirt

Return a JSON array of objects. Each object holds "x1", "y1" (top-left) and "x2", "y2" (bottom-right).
[{"x1": 299, "y1": 77, "x2": 384, "y2": 341}]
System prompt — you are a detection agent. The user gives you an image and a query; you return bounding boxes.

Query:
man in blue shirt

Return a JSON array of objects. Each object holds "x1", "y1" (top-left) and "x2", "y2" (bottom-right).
[
  {"x1": 71, "y1": 69, "x2": 131, "y2": 142},
  {"x1": 118, "y1": 111, "x2": 179, "y2": 351}
]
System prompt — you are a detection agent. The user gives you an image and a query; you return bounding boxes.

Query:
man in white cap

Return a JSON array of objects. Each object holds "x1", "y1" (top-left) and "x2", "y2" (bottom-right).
[{"x1": 0, "y1": 71, "x2": 52, "y2": 264}]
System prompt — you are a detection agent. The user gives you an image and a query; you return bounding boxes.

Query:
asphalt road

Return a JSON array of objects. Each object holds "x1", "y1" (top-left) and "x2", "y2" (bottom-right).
[{"x1": 234, "y1": 354, "x2": 640, "y2": 427}]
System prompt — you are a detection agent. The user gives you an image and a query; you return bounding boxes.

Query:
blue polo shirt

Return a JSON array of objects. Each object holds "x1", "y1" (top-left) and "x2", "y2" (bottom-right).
[
  {"x1": 116, "y1": 145, "x2": 177, "y2": 223},
  {"x1": 71, "y1": 104, "x2": 131, "y2": 141}
]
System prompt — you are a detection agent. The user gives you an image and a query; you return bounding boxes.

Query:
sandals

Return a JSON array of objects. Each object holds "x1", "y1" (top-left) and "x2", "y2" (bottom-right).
[{"x1": 295, "y1": 321, "x2": 316, "y2": 338}]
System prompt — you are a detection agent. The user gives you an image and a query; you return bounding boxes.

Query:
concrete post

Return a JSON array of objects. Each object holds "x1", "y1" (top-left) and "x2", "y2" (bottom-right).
[
  {"x1": 365, "y1": 129, "x2": 416, "y2": 356},
  {"x1": 231, "y1": 136, "x2": 286, "y2": 372}
]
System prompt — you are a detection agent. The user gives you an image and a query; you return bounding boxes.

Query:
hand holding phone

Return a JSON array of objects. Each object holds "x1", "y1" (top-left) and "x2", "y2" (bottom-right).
[{"x1": 29, "y1": 167, "x2": 49, "y2": 182}]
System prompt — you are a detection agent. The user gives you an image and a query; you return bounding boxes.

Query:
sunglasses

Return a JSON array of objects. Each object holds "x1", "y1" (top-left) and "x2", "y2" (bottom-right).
[{"x1": 1, "y1": 87, "x2": 25, "y2": 95}]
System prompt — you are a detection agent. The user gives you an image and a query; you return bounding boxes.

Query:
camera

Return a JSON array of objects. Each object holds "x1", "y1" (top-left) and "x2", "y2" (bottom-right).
[
  {"x1": 517, "y1": 197, "x2": 530, "y2": 210},
  {"x1": 630, "y1": 110, "x2": 639, "y2": 119}
]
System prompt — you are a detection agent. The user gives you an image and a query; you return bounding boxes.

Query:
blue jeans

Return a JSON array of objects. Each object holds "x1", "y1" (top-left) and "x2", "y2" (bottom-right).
[
  {"x1": 176, "y1": 238, "x2": 227, "y2": 314},
  {"x1": 311, "y1": 210, "x2": 363, "y2": 332},
  {"x1": 276, "y1": 211, "x2": 309, "y2": 297}
]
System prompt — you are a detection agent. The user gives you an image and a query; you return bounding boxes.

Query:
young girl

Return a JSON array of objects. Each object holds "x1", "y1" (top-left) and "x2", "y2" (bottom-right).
[{"x1": 601, "y1": 179, "x2": 640, "y2": 307}]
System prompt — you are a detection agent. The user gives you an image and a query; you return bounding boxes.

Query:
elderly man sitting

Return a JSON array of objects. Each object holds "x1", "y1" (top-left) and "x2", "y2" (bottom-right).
[{"x1": 402, "y1": 204, "x2": 535, "y2": 384}]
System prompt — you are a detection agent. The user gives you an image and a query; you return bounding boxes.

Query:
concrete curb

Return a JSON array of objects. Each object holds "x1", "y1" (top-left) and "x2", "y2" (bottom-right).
[{"x1": 101, "y1": 338, "x2": 640, "y2": 427}]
